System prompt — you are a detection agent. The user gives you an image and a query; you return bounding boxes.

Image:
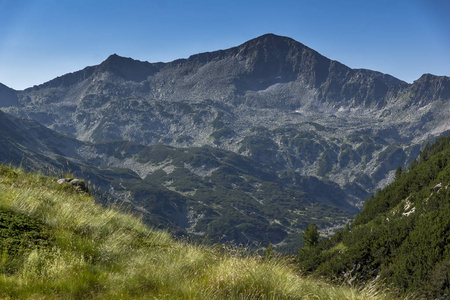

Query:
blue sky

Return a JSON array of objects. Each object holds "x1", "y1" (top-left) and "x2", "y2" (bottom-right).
[{"x1": 0, "y1": 0, "x2": 449, "y2": 90}]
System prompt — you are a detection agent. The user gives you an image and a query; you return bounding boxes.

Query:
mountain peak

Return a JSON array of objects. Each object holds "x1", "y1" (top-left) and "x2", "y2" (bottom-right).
[
  {"x1": 98, "y1": 54, "x2": 159, "y2": 82},
  {"x1": 100, "y1": 53, "x2": 140, "y2": 68},
  {"x1": 410, "y1": 73, "x2": 450, "y2": 102},
  {"x1": 103, "y1": 53, "x2": 131, "y2": 64},
  {"x1": 247, "y1": 33, "x2": 299, "y2": 44},
  {"x1": 415, "y1": 73, "x2": 450, "y2": 82},
  {"x1": 183, "y1": 33, "x2": 307, "y2": 65},
  {"x1": 237, "y1": 33, "x2": 307, "y2": 53}
]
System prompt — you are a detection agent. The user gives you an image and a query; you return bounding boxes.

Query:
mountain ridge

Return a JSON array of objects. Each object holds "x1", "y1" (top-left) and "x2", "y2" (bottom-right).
[
  {"x1": 15, "y1": 34, "x2": 409, "y2": 96},
  {"x1": 1, "y1": 33, "x2": 450, "y2": 249},
  {"x1": 5, "y1": 34, "x2": 445, "y2": 95},
  {"x1": 3, "y1": 34, "x2": 450, "y2": 194},
  {"x1": 8, "y1": 33, "x2": 443, "y2": 112}
]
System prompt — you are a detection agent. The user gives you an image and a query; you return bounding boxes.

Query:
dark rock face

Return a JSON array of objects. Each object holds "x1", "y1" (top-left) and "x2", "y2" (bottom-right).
[
  {"x1": 98, "y1": 54, "x2": 161, "y2": 82},
  {"x1": 0, "y1": 83, "x2": 18, "y2": 107},
  {"x1": 408, "y1": 74, "x2": 450, "y2": 104}
]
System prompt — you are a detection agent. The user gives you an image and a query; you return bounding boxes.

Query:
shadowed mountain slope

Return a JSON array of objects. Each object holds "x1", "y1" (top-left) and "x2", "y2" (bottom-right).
[
  {"x1": 1, "y1": 34, "x2": 450, "y2": 249},
  {"x1": 0, "y1": 110, "x2": 354, "y2": 251}
]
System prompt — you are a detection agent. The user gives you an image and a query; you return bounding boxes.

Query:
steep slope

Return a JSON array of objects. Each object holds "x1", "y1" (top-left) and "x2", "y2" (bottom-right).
[
  {"x1": 92, "y1": 142, "x2": 354, "y2": 250},
  {"x1": 0, "y1": 110, "x2": 82, "y2": 167},
  {"x1": 9, "y1": 34, "x2": 408, "y2": 122},
  {"x1": 0, "y1": 110, "x2": 354, "y2": 251},
  {"x1": 0, "y1": 83, "x2": 18, "y2": 107},
  {"x1": 298, "y1": 134, "x2": 450, "y2": 298},
  {"x1": 2, "y1": 34, "x2": 450, "y2": 251},
  {"x1": 0, "y1": 165, "x2": 388, "y2": 299},
  {"x1": 5, "y1": 34, "x2": 448, "y2": 210}
]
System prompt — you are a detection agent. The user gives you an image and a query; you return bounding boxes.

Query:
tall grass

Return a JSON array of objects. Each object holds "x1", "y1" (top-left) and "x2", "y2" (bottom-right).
[{"x1": 0, "y1": 165, "x2": 403, "y2": 299}]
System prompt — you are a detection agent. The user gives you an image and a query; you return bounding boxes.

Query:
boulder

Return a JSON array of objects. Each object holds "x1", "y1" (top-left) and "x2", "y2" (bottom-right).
[
  {"x1": 57, "y1": 178, "x2": 89, "y2": 193},
  {"x1": 433, "y1": 183, "x2": 442, "y2": 192},
  {"x1": 57, "y1": 178, "x2": 71, "y2": 184}
]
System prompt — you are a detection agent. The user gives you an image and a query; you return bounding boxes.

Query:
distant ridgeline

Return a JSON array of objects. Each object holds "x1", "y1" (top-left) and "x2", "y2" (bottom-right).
[
  {"x1": 297, "y1": 134, "x2": 450, "y2": 298},
  {"x1": 1, "y1": 34, "x2": 450, "y2": 252}
]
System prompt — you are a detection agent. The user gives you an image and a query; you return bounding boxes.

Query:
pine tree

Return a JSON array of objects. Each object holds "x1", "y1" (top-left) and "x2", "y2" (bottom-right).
[
  {"x1": 303, "y1": 223, "x2": 320, "y2": 247},
  {"x1": 395, "y1": 166, "x2": 403, "y2": 180}
]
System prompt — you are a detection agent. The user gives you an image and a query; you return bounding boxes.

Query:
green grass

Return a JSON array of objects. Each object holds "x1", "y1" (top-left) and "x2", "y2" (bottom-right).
[{"x1": 0, "y1": 165, "x2": 401, "y2": 299}]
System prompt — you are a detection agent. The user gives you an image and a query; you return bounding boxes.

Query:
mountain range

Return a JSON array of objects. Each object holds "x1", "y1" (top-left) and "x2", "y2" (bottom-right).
[{"x1": 1, "y1": 33, "x2": 449, "y2": 250}]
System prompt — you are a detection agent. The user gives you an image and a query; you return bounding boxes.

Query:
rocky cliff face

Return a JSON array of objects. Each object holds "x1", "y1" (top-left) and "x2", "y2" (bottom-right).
[{"x1": 1, "y1": 34, "x2": 450, "y2": 249}]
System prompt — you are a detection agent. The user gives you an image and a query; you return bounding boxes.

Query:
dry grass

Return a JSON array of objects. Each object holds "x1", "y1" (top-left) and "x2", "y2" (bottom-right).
[{"x1": 0, "y1": 165, "x2": 405, "y2": 299}]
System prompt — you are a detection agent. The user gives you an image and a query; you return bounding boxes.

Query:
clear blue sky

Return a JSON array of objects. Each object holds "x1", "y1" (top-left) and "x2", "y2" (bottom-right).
[{"x1": 0, "y1": 0, "x2": 449, "y2": 90}]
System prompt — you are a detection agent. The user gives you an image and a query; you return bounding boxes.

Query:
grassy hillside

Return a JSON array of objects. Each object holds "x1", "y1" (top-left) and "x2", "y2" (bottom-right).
[
  {"x1": 297, "y1": 135, "x2": 450, "y2": 298},
  {"x1": 0, "y1": 164, "x2": 398, "y2": 299}
]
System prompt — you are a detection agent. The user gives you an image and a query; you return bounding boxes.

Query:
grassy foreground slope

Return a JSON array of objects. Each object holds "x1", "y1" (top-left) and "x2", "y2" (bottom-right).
[{"x1": 0, "y1": 165, "x2": 397, "y2": 299}]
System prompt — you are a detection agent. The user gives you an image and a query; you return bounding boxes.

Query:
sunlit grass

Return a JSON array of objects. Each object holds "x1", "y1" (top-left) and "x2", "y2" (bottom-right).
[{"x1": 0, "y1": 165, "x2": 405, "y2": 299}]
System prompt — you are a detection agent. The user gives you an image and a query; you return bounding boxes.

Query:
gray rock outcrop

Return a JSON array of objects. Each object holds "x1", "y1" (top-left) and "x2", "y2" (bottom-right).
[{"x1": 57, "y1": 178, "x2": 89, "y2": 193}]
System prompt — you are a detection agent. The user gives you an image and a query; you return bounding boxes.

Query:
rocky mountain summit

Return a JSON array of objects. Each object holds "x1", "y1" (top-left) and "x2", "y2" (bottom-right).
[{"x1": 1, "y1": 34, "x2": 450, "y2": 250}]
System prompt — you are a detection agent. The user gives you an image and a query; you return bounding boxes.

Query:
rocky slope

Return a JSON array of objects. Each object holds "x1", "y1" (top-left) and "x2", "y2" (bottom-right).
[
  {"x1": 1, "y1": 33, "x2": 450, "y2": 248},
  {"x1": 0, "y1": 83, "x2": 19, "y2": 108},
  {"x1": 0, "y1": 110, "x2": 354, "y2": 251}
]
